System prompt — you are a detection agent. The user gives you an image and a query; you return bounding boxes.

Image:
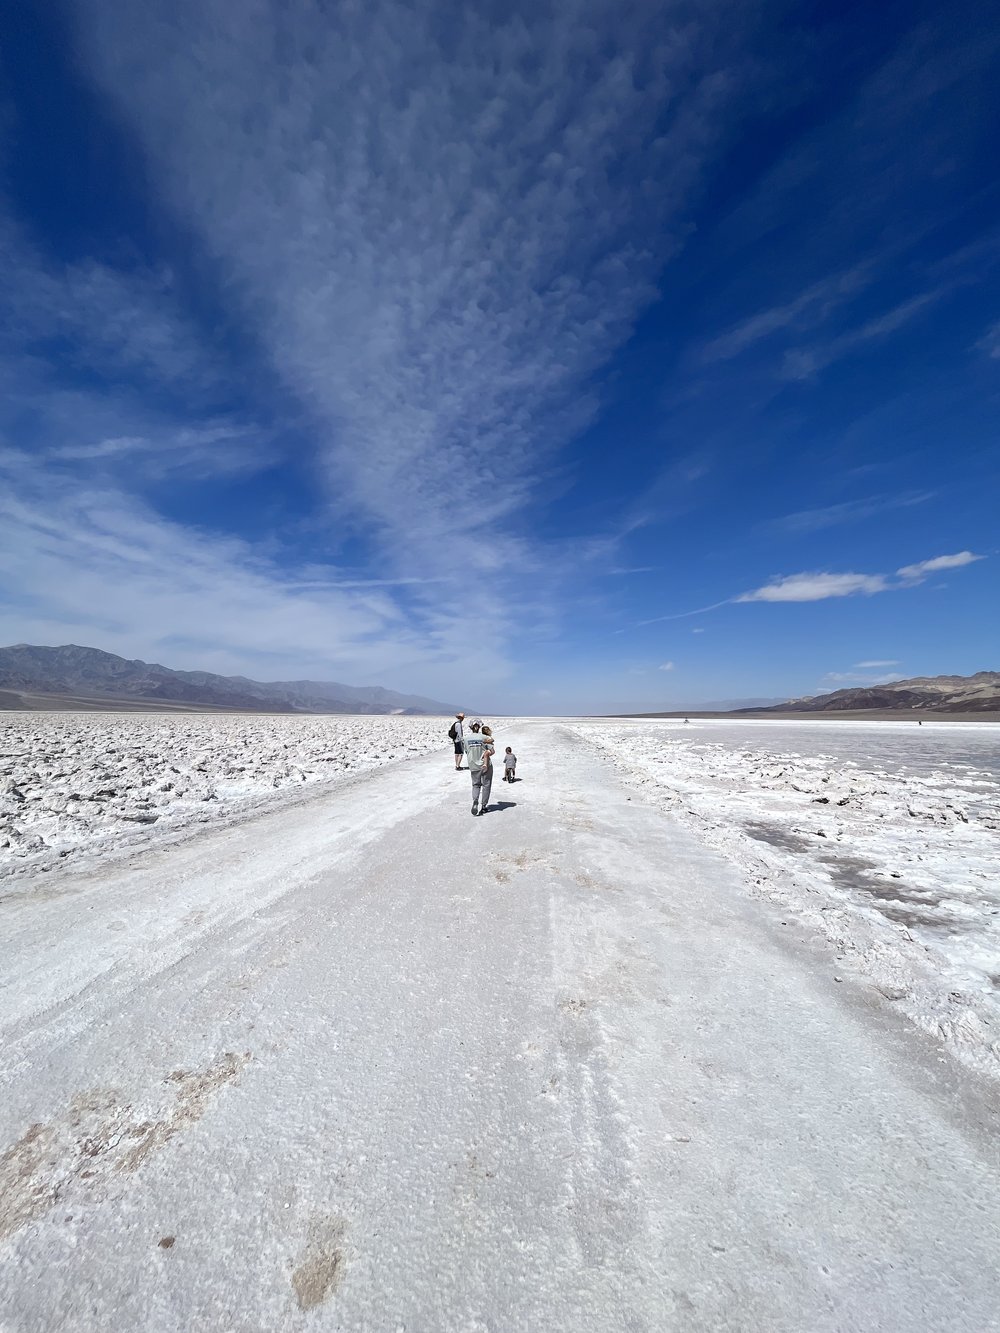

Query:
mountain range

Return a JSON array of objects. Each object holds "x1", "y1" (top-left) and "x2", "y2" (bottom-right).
[
  {"x1": 0, "y1": 644, "x2": 461, "y2": 715},
  {"x1": 744, "y1": 672, "x2": 1000, "y2": 715}
]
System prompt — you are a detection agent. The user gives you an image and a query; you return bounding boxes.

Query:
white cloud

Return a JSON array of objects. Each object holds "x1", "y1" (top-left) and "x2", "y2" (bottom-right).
[
  {"x1": 897, "y1": 551, "x2": 983, "y2": 581},
  {"x1": 736, "y1": 572, "x2": 888, "y2": 603},
  {"x1": 738, "y1": 555, "x2": 984, "y2": 605},
  {"x1": 658, "y1": 661, "x2": 675, "y2": 671},
  {"x1": 855, "y1": 659, "x2": 899, "y2": 667},
  {"x1": 692, "y1": 627, "x2": 705, "y2": 633},
  {"x1": 72, "y1": 0, "x2": 750, "y2": 591}
]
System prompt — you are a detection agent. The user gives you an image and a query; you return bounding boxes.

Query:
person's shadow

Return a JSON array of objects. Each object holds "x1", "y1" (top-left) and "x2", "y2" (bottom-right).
[{"x1": 486, "y1": 801, "x2": 517, "y2": 812}]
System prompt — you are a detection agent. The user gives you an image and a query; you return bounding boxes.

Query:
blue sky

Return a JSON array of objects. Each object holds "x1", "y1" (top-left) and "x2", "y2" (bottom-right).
[{"x1": 0, "y1": 0, "x2": 997, "y2": 713}]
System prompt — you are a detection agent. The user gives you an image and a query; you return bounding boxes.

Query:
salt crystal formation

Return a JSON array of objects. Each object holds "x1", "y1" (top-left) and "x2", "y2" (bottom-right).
[{"x1": 0, "y1": 712, "x2": 448, "y2": 878}]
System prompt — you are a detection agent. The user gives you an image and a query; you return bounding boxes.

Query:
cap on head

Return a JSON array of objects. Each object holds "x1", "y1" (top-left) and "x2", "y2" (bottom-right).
[
  {"x1": 470, "y1": 718, "x2": 483, "y2": 728},
  {"x1": 457, "y1": 712, "x2": 464, "y2": 718}
]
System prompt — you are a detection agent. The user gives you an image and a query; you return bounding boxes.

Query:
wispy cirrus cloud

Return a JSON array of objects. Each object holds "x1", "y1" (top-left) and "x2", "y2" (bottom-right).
[
  {"x1": 767, "y1": 490, "x2": 932, "y2": 535},
  {"x1": 72, "y1": 0, "x2": 754, "y2": 595},
  {"x1": 781, "y1": 285, "x2": 953, "y2": 381},
  {"x1": 0, "y1": 213, "x2": 274, "y2": 480},
  {"x1": 630, "y1": 598, "x2": 731, "y2": 628},
  {"x1": 977, "y1": 320, "x2": 1000, "y2": 358},
  {"x1": 700, "y1": 264, "x2": 872, "y2": 362},
  {"x1": 855, "y1": 659, "x2": 900, "y2": 668},
  {"x1": 0, "y1": 219, "x2": 209, "y2": 393},
  {"x1": 0, "y1": 0, "x2": 771, "y2": 690},
  {"x1": 697, "y1": 15, "x2": 1000, "y2": 389}
]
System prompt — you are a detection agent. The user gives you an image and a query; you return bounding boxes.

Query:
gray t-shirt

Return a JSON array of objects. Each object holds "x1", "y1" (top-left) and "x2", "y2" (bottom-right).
[
  {"x1": 462, "y1": 732, "x2": 494, "y2": 772},
  {"x1": 453, "y1": 718, "x2": 464, "y2": 743}
]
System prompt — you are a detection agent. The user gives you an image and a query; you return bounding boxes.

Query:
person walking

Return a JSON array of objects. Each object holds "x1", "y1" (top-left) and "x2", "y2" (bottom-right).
[
  {"x1": 502, "y1": 747, "x2": 517, "y2": 782},
  {"x1": 448, "y1": 712, "x2": 466, "y2": 770},
  {"x1": 463, "y1": 719, "x2": 495, "y2": 816}
]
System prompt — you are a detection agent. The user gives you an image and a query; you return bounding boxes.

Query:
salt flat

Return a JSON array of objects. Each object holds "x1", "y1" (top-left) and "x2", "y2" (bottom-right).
[
  {"x1": 1, "y1": 719, "x2": 999, "y2": 1330},
  {"x1": 572, "y1": 717, "x2": 1000, "y2": 1081},
  {"x1": 0, "y1": 713, "x2": 449, "y2": 880}
]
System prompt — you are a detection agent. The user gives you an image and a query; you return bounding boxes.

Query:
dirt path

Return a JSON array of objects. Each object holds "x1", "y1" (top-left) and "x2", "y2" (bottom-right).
[{"x1": 1, "y1": 723, "x2": 998, "y2": 1331}]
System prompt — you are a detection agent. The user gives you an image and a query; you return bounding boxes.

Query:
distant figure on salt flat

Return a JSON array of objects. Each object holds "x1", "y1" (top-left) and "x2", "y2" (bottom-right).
[
  {"x1": 463, "y1": 719, "x2": 495, "y2": 816},
  {"x1": 448, "y1": 712, "x2": 466, "y2": 769},
  {"x1": 503, "y1": 747, "x2": 517, "y2": 782}
]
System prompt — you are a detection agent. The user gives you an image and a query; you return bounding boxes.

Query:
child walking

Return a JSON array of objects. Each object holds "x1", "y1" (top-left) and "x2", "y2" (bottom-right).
[{"x1": 503, "y1": 747, "x2": 517, "y2": 782}]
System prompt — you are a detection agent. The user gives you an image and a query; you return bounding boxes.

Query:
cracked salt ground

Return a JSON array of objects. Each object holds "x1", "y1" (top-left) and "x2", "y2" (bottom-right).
[
  {"x1": 0, "y1": 712, "x2": 465, "y2": 882},
  {"x1": 571, "y1": 718, "x2": 1000, "y2": 1081},
  {"x1": 2, "y1": 720, "x2": 999, "y2": 1330}
]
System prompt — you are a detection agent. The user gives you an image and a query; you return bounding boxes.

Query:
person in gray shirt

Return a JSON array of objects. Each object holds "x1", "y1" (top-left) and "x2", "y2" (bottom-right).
[{"x1": 462, "y1": 719, "x2": 495, "y2": 816}]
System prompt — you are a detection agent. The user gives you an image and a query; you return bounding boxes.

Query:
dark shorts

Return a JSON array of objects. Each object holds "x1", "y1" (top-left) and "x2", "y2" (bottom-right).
[{"x1": 454, "y1": 740, "x2": 464, "y2": 754}]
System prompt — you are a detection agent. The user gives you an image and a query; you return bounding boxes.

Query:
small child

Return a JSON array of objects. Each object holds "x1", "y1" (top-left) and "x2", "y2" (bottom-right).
[{"x1": 503, "y1": 747, "x2": 517, "y2": 782}]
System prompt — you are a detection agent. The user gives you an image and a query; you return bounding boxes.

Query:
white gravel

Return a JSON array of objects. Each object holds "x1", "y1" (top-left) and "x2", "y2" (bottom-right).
[
  {"x1": 0, "y1": 712, "x2": 452, "y2": 880},
  {"x1": 568, "y1": 718, "x2": 1000, "y2": 1080}
]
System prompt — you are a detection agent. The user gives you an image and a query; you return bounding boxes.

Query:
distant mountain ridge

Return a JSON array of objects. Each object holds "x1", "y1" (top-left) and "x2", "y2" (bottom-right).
[
  {"x1": 744, "y1": 671, "x2": 1000, "y2": 715},
  {"x1": 0, "y1": 644, "x2": 462, "y2": 715}
]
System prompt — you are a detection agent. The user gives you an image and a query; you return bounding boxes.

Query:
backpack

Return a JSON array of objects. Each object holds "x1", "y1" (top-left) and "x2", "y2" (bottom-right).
[{"x1": 448, "y1": 722, "x2": 458, "y2": 741}]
